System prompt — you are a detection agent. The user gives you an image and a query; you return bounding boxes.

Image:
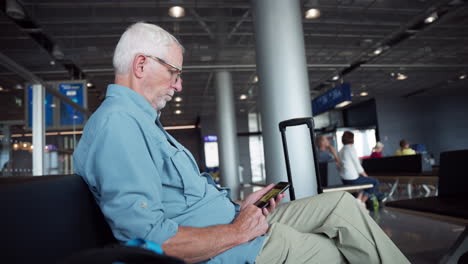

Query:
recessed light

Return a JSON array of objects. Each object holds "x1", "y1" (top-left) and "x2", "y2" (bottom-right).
[
  {"x1": 459, "y1": 74, "x2": 466, "y2": 80},
  {"x1": 174, "y1": 110, "x2": 182, "y2": 115},
  {"x1": 169, "y1": 6, "x2": 185, "y2": 18},
  {"x1": 332, "y1": 75, "x2": 339, "y2": 81},
  {"x1": 0, "y1": 86, "x2": 3, "y2": 91},
  {"x1": 50, "y1": 60, "x2": 56, "y2": 66},
  {"x1": 253, "y1": 75, "x2": 258, "y2": 83},
  {"x1": 373, "y1": 47, "x2": 383, "y2": 55},
  {"x1": 174, "y1": 97, "x2": 182, "y2": 102},
  {"x1": 360, "y1": 92, "x2": 368, "y2": 96},
  {"x1": 305, "y1": 8, "x2": 321, "y2": 19},
  {"x1": 86, "y1": 82, "x2": 93, "y2": 87},
  {"x1": 175, "y1": 103, "x2": 181, "y2": 107},
  {"x1": 396, "y1": 73, "x2": 408, "y2": 80},
  {"x1": 335, "y1": 101, "x2": 351, "y2": 108},
  {"x1": 15, "y1": 84, "x2": 23, "y2": 90},
  {"x1": 424, "y1": 12, "x2": 438, "y2": 24},
  {"x1": 239, "y1": 94, "x2": 248, "y2": 100}
]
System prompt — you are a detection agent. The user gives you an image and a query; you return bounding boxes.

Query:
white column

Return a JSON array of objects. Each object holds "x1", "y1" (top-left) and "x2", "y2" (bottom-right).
[
  {"x1": 252, "y1": 0, "x2": 317, "y2": 197},
  {"x1": 215, "y1": 71, "x2": 241, "y2": 200},
  {"x1": 32, "y1": 84, "x2": 45, "y2": 176}
]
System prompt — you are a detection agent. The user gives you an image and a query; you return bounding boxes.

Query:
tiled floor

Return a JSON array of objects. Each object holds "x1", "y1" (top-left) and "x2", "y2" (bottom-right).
[
  {"x1": 374, "y1": 183, "x2": 465, "y2": 263},
  {"x1": 371, "y1": 208, "x2": 464, "y2": 263}
]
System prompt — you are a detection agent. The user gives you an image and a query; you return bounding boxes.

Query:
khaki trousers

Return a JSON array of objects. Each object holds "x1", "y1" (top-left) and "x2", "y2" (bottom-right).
[{"x1": 255, "y1": 192, "x2": 409, "y2": 264}]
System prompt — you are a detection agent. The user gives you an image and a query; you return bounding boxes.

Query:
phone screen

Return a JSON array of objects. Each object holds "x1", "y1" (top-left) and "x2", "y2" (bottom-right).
[{"x1": 254, "y1": 182, "x2": 290, "y2": 209}]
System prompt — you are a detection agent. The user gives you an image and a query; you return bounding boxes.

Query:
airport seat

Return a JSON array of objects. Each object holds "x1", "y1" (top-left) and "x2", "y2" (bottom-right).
[
  {"x1": 386, "y1": 149, "x2": 468, "y2": 264},
  {"x1": 0, "y1": 174, "x2": 184, "y2": 264},
  {"x1": 318, "y1": 162, "x2": 373, "y2": 193},
  {"x1": 362, "y1": 153, "x2": 432, "y2": 174}
]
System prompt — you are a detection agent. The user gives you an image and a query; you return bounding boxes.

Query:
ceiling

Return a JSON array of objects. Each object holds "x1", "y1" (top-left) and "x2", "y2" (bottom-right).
[{"x1": 1, "y1": 0, "x2": 468, "y2": 127}]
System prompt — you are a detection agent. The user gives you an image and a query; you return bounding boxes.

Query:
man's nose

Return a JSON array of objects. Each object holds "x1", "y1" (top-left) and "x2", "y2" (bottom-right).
[{"x1": 172, "y1": 77, "x2": 182, "y2": 92}]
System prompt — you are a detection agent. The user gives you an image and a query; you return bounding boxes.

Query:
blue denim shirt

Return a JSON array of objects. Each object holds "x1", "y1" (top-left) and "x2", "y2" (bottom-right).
[{"x1": 73, "y1": 84, "x2": 264, "y2": 264}]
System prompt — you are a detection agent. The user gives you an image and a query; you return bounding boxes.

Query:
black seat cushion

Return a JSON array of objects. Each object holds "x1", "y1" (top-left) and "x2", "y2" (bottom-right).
[
  {"x1": 0, "y1": 174, "x2": 117, "y2": 263},
  {"x1": 386, "y1": 197, "x2": 468, "y2": 220}
]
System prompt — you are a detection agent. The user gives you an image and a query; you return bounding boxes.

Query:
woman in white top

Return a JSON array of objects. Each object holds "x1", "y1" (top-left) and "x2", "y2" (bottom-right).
[{"x1": 339, "y1": 131, "x2": 382, "y2": 204}]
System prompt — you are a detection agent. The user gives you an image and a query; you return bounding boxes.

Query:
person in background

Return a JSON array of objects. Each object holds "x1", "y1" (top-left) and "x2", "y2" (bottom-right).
[
  {"x1": 370, "y1": 142, "x2": 384, "y2": 158},
  {"x1": 339, "y1": 131, "x2": 384, "y2": 207},
  {"x1": 395, "y1": 139, "x2": 416, "y2": 156},
  {"x1": 316, "y1": 135, "x2": 341, "y2": 168}
]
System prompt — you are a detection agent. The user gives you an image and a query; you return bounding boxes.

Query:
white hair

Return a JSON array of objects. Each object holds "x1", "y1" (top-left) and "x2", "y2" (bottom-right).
[
  {"x1": 113, "y1": 22, "x2": 183, "y2": 75},
  {"x1": 373, "y1": 141, "x2": 384, "y2": 151}
]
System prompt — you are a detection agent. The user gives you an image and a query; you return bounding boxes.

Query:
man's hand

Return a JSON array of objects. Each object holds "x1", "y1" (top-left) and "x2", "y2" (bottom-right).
[
  {"x1": 239, "y1": 184, "x2": 286, "y2": 216},
  {"x1": 232, "y1": 205, "x2": 269, "y2": 243}
]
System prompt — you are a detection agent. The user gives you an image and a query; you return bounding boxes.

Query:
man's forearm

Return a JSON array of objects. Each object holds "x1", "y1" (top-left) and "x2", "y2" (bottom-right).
[{"x1": 162, "y1": 225, "x2": 246, "y2": 263}]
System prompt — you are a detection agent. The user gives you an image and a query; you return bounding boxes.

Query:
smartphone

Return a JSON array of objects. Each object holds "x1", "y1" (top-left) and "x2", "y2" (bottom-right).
[{"x1": 254, "y1": 182, "x2": 290, "y2": 209}]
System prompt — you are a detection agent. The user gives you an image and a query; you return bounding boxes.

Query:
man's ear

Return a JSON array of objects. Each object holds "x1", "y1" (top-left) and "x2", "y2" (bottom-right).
[{"x1": 133, "y1": 54, "x2": 147, "y2": 79}]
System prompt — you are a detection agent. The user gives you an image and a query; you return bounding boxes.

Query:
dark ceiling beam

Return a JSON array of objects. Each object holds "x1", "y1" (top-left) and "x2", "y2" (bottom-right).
[
  {"x1": 0, "y1": 52, "x2": 90, "y2": 116},
  {"x1": 227, "y1": 10, "x2": 250, "y2": 39},
  {"x1": 2, "y1": 63, "x2": 466, "y2": 77},
  {"x1": 188, "y1": 8, "x2": 215, "y2": 40}
]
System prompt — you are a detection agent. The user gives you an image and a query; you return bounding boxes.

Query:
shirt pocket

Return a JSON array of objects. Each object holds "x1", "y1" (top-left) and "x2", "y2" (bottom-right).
[{"x1": 171, "y1": 150, "x2": 206, "y2": 206}]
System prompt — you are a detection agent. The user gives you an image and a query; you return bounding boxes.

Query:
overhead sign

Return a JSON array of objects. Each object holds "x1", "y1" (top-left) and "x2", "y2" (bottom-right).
[
  {"x1": 312, "y1": 83, "x2": 352, "y2": 115},
  {"x1": 59, "y1": 83, "x2": 85, "y2": 126},
  {"x1": 204, "y1": 135, "x2": 218, "y2": 142}
]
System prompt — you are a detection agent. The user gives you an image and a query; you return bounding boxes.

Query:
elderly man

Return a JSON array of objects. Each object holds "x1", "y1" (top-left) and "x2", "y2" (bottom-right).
[{"x1": 73, "y1": 22, "x2": 409, "y2": 264}]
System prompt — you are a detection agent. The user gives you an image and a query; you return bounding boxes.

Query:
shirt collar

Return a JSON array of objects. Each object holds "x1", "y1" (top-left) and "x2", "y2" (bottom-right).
[{"x1": 105, "y1": 84, "x2": 158, "y2": 121}]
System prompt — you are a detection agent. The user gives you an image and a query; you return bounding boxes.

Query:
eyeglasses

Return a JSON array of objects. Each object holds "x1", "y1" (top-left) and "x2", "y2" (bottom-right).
[{"x1": 145, "y1": 55, "x2": 182, "y2": 84}]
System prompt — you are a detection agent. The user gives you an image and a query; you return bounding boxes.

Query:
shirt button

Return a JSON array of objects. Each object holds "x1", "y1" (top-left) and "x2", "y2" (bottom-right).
[{"x1": 141, "y1": 201, "x2": 147, "y2": 208}]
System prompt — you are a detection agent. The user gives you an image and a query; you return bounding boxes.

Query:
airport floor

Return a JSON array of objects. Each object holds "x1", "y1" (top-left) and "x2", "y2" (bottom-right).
[{"x1": 371, "y1": 208, "x2": 463, "y2": 263}]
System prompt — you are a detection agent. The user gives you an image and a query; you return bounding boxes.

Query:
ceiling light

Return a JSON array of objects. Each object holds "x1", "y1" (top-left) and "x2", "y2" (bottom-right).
[
  {"x1": 424, "y1": 12, "x2": 438, "y2": 24},
  {"x1": 86, "y1": 82, "x2": 93, "y2": 87},
  {"x1": 15, "y1": 84, "x2": 23, "y2": 90},
  {"x1": 169, "y1": 6, "x2": 185, "y2": 18},
  {"x1": 50, "y1": 60, "x2": 55, "y2": 66},
  {"x1": 459, "y1": 74, "x2": 466, "y2": 80},
  {"x1": 50, "y1": 103, "x2": 56, "y2": 108},
  {"x1": 335, "y1": 100, "x2": 351, "y2": 108},
  {"x1": 174, "y1": 110, "x2": 182, "y2": 115},
  {"x1": 253, "y1": 75, "x2": 258, "y2": 83},
  {"x1": 239, "y1": 94, "x2": 248, "y2": 100},
  {"x1": 360, "y1": 92, "x2": 368, "y2": 96},
  {"x1": 174, "y1": 97, "x2": 182, "y2": 102},
  {"x1": 396, "y1": 73, "x2": 408, "y2": 80},
  {"x1": 175, "y1": 103, "x2": 181, "y2": 107},
  {"x1": 373, "y1": 47, "x2": 383, "y2": 55},
  {"x1": 0, "y1": 86, "x2": 3, "y2": 91},
  {"x1": 332, "y1": 75, "x2": 340, "y2": 81},
  {"x1": 305, "y1": 8, "x2": 321, "y2": 19}
]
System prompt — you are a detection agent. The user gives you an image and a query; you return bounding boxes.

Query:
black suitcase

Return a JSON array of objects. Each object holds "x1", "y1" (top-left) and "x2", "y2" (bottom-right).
[{"x1": 279, "y1": 117, "x2": 323, "y2": 201}]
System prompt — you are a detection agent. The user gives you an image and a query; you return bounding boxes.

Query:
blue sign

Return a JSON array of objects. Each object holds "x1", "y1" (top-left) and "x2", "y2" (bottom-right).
[
  {"x1": 204, "y1": 135, "x2": 218, "y2": 142},
  {"x1": 59, "y1": 83, "x2": 85, "y2": 126},
  {"x1": 312, "y1": 83, "x2": 352, "y2": 115},
  {"x1": 27, "y1": 85, "x2": 54, "y2": 127}
]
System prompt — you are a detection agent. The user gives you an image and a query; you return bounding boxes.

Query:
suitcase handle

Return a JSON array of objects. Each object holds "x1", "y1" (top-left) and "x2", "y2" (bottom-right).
[
  {"x1": 278, "y1": 117, "x2": 323, "y2": 198},
  {"x1": 279, "y1": 117, "x2": 314, "y2": 132}
]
